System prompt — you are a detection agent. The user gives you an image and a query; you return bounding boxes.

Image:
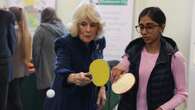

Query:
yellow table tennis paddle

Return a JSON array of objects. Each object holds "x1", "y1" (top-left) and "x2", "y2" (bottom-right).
[
  {"x1": 112, "y1": 73, "x2": 135, "y2": 94},
  {"x1": 89, "y1": 59, "x2": 110, "y2": 86}
]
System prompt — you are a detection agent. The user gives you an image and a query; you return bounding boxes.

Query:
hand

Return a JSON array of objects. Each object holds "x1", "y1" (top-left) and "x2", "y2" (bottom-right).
[
  {"x1": 67, "y1": 72, "x2": 91, "y2": 86},
  {"x1": 26, "y1": 62, "x2": 35, "y2": 74},
  {"x1": 97, "y1": 87, "x2": 106, "y2": 110},
  {"x1": 111, "y1": 67, "x2": 124, "y2": 83}
]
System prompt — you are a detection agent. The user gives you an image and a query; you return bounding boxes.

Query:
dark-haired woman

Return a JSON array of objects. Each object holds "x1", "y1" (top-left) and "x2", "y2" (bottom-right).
[{"x1": 111, "y1": 7, "x2": 188, "y2": 110}]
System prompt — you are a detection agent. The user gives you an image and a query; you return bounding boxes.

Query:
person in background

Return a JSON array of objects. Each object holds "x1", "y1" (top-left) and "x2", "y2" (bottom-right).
[
  {"x1": 0, "y1": 8, "x2": 16, "y2": 110},
  {"x1": 32, "y1": 7, "x2": 67, "y2": 109},
  {"x1": 44, "y1": 3, "x2": 106, "y2": 110},
  {"x1": 111, "y1": 7, "x2": 188, "y2": 110},
  {"x1": 8, "y1": 6, "x2": 35, "y2": 110}
]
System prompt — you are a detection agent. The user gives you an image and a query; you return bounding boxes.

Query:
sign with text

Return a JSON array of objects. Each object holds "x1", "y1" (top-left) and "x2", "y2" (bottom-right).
[
  {"x1": 92, "y1": 0, "x2": 128, "y2": 5},
  {"x1": 93, "y1": 0, "x2": 134, "y2": 60}
]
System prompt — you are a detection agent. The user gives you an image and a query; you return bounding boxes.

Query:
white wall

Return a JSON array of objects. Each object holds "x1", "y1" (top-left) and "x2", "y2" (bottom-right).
[
  {"x1": 188, "y1": 0, "x2": 195, "y2": 109},
  {"x1": 0, "y1": 0, "x2": 6, "y2": 8},
  {"x1": 56, "y1": 0, "x2": 82, "y2": 24}
]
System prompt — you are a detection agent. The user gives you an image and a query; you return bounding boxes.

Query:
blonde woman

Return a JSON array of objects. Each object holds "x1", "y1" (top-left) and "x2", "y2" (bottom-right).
[{"x1": 44, "y1": 3, "x2": 106, "y2": 110}]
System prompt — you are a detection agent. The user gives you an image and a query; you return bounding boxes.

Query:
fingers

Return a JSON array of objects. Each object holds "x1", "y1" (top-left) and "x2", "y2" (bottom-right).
[
  {"x1": 97, "y1": 87, "x2": 106, "y2": 110},
  {"x1": 67, "y1": 72, "x2": 92, "y2": 86},
  {"x1": 85, "y1": 73, "x2": 92, "y2": 79},
  {"x1": 97, "y1": 97, "x2": 106, "y2": 110},
  {"x1": 111, "y1": 68, "x2": 124, "y2": 83},
  {"x1": 80, "y1": 72, "x2": 91, "y2": 81},
  {"x1": 97, "y1": 99, "x2": 105, "y2": 110},
  {"x1": 28, "y1": 68, "x2": 35, "y2": 74},
  {"x1": 96, "y1": 95, "x2": 101, "y2": 107},
  {"x1": 26, "y1": 63, "x2": 35, "y2": 74}
]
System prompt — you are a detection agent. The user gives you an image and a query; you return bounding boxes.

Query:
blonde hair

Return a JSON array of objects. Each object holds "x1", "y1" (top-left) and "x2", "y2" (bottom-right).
[
  {"x1": 69, "y1": 3, "x2": 105, "y2": 38},
  {"x1": 9, "y1": 6, "x2": 32, "y2": 63}
]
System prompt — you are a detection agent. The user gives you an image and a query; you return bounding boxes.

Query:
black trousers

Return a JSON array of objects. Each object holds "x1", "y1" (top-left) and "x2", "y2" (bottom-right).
[
  {"x1": 38, "y1": 88, "x2": 49, "y2": 110},
  {"x1": 7, "y1": 78, "x2": 23, "y2": 110},
  {"x1": 0, "y1": 62, "x2": 10, "y2": 110},
  {"x1": 0, "y1": 83, "x2": 8, "y2": 110}
]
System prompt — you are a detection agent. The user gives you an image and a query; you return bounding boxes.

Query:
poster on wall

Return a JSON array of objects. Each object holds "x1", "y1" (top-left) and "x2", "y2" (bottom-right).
[
  {"x1": 90, "y1": 0, "x2": 134, "y2": 60},
  {"x1": 7, "y1": 0, "x2": 56, "y2": 32}
]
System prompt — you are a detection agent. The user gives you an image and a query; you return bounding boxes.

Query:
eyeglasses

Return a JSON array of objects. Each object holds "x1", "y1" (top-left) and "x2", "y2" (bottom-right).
[{"x1": 135, "y1": 24, "x2": 159, "y2": 33}]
